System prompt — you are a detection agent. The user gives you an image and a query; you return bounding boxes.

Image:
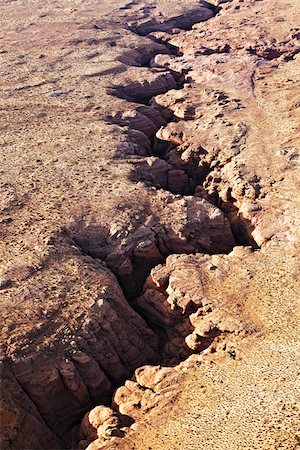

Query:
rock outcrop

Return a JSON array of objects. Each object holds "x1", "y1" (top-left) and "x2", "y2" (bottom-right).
[
  {"x1": 82, "y1": 245, "x2": 300, "y2": 450},
  {"x1": 71, "y1": 192, "x2": 235, "y2": 298},
  {"x1": 1, "y1": 238, "x2": 159, "y2": 446},
  {"x1": 134, "y1": 248, "x2": 252, "y2": 361},
  {"x1": 0, "y1": 0, "x2": 299, "y2": 448},
  {"x1": 149, "y1": 0, "x2": 300, "y2": 248}
]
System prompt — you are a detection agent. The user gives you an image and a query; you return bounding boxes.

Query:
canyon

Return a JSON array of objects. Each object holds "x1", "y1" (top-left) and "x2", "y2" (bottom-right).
[{"x1": 0, "y1": 0, "x2": 299, "y2": 449}]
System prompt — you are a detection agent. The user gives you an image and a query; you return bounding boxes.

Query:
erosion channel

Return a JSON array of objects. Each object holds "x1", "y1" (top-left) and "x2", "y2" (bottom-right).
[{"x1": 1, "y1": 0, "x2": 299, "y2": 449}]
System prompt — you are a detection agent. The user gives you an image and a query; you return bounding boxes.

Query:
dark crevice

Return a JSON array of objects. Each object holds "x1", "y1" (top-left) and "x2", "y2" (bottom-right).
[
  {"x1": 201, "y1": 1, "x2": 222, "y2": 16},
  {"x1": 196, "y1": 187, "x2": 260, "y2": 248},
  {"x1": 86, "y1": 1, "x2": 260, "y2": 310},
  {"x1": 127, "y1": 1, "x2": 221, "y2": 36},
  {"x1": 112, "y1": 82, "x2": 260, "y2": 250},
  {"x1": 71, "y1": 233, "x2": 224, "y2": 371},
  {"x1": 105, "y1": 17, "x2": 260, "y2": 252},
  {"x1": 73, "y1": 0, "x2": 260, "y2": 377},
  {"x1": 24, "y1": 3, "x2": 263, "y2": 447}
]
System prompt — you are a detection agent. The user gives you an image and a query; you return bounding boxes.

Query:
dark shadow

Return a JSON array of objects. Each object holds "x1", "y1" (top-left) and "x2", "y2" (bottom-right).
[{"x1": 128, "y1": 3, "x2": 220, "y2": 36}]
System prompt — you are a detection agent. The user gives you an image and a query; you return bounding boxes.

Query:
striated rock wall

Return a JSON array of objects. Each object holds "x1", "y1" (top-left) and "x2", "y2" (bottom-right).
[
  {"x1": 79, "y1": 246, "x2": 256, "y2": 448},
  {"x1": 82, "y1": 245, "x2": 300, "y2": 450},
  {"x1": 134, "y1": 248, "x2": 252, "y2": 361}
]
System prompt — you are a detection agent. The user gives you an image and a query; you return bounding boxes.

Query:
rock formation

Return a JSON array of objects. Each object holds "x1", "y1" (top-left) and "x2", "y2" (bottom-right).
[
  {"x1": 0, "y1": 238, "x2": 159, "y2": 446},
  {"x1": 0, "y1": 0, "x2": 299, "y2": 449},
  {"x1": 82, "y1": 247, "x2": 300, "y2": 450},
  {"x1": 72, "y1": 192, "x2": 235, "y2": 298}
]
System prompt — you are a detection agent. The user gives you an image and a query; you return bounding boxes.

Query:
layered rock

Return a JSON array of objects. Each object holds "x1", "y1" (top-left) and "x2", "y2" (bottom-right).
[
  {"x1": 72, "y1": 191, "x2": 235, "y2": 298},
  {"x1": 149, "y1": 0, "x2": 300, "y2": 247},
  {"x1": 134, "y1": 248, "x2": 251, "y2": 360},
  {"x1": 80, "y1": 361, "x2": 193, "y2": 449},
  {"x1": 1, "y1": 373, "x2": 62, "y2": 450},
  {"x1": 83, "y1": 244, "x2": 300, "y2": 450},
  {"x1": 78, "y1": 0, "x2": 300, "y2": 449},
  {"x1": 1, "y1": 0, "x2": 299, "y2": 448},
  {"x1": 112, "y1": 69, "x2": 177, "y2": 103},
  {"x1": 1, "y1": 238, "x2": 159, "y2": 447}
]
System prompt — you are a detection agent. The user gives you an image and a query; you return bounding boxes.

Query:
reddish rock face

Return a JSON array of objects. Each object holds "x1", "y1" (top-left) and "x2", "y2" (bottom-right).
[
  {"x1": 1, "y1": 242, "x2": 160, "y2": 447},
  {"x1": 1, "y1": 0, "x2": 299, "y2": 448}
]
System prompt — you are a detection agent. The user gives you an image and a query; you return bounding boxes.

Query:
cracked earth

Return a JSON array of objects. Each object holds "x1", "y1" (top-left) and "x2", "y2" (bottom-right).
[{"x1": 0, "y1": 0, "x2": 299, "y2": 449}]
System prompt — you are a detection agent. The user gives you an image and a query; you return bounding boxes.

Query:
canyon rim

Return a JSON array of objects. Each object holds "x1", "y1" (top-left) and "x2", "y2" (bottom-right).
[{"x1": 0, "y1": 0, "x2": 300, "y2": 449}]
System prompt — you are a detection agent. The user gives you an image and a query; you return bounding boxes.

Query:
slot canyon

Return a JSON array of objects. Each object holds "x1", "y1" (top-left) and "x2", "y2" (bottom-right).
[{"x1": 0, "y1": 0, "x2": 299, "y2": 449}]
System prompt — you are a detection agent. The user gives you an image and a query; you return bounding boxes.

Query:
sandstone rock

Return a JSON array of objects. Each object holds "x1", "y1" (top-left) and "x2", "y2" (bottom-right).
[
  {"x1": 135, "y1": 250, "x2": 249, "y2": 359},
  {"x1": 1, "y1": 240, "x2": 159, "y2": 444},
  {"x1": 0, "y1": 372, "x2": 62, "y2": 450},
  {"x1": 81, "y1": 406, "x2": 122, "y2": 442},
  {"x1": 72, "y1": 191, "x2": 235, "y2": 298},
  {"x1": 87, "y1": 245, "x2": 300, "y2": 450},
  {"x1": 1, "y1": 0, "x2": 299, "y2": 448}
]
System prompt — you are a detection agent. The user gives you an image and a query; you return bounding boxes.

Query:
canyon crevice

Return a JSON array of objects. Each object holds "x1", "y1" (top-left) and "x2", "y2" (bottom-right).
[{"x1": 0, "y1": 0, "x2": 299, "y2": 449}]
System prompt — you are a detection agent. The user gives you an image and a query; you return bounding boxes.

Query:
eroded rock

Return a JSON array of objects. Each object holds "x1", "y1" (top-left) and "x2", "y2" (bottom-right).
[{"x1": 1, "y1": 0, "x2": 299, "y2": 448}]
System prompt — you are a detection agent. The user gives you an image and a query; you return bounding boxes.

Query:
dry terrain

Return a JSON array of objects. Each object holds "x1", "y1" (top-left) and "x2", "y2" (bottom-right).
[{"x1": 0, "y1": 0, "x2": 299, "y2": 449}]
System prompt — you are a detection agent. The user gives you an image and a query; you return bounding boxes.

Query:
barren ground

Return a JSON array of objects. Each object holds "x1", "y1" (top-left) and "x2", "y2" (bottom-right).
[{"x1": 0, "y1": 0, "x2": 299, "y2": 449}]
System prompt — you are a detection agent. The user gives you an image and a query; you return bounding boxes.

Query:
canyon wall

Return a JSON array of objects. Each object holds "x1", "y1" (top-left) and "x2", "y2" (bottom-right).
[{"x1": 0, "y1": 0, "x2": 299, "y2": 449}]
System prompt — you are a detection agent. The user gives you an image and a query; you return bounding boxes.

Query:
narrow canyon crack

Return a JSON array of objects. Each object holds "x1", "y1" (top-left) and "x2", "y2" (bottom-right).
[
  {"x1": 72, "y1": 4, "x2": 263, "y2": 448},
  {"x1": 2, "y1": 0, "x2": 300, "y2": 449},
  {"x1": 2, "y1": 2, "x2": 277, "y2": 449},
  {"x1": 73, "y1": 1, "x2": 248, "y2": 320}
]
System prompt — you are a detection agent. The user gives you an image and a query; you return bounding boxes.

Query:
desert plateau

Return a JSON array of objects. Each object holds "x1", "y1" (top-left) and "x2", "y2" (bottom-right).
[{"x1": 0, "y1": 0, "x2": 299, "y2": 449}]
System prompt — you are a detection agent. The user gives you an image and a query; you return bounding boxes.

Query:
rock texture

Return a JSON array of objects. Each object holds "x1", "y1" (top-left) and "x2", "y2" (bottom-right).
[
  {"x1": 134, "y1": 249, "x2": 252, "y2": 361},
  {"x1": 72, "y1": 192, "x2": 235, "y2": 298},
  {"x1": 150, "y1": 0, "x2": 300, "y2": 248},
  {"x1": 0, "y1": 0, "x2": 299, "y2": 449},
  {"x1": 0, "y1": 238, "x2": 159, "y2": 447},
  {"x1": 89, "y1": 246, "x2": 299, "y2": 450}
]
